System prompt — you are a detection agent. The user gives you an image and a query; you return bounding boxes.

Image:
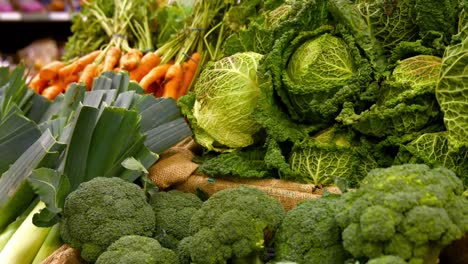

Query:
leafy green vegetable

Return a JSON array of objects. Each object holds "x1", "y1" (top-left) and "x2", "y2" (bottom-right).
[
  {"x1": 288, "y1": 127, "x2": 377, "y2": 186},
  {"x1": 0, "y1": 130, "x2": 65, "y2": 231},
  {"x1": 197, "y1": 146, "x2": 274, "y2": 178},
  {"x1": 395, "y1": 132, "x2": 468, "y2": 185},
  {"x1": 267, "y1": 23, "x2": 374, "y2": 124},
  {"x1": 337, "y1": 55, "x2": 442, "y2": 137},
  {"x1": 182, "y1": 52, "x2": 266, "y2": 152},
  {"x1": 436, "y1": 31, "x2": 468, "y2": 150}
]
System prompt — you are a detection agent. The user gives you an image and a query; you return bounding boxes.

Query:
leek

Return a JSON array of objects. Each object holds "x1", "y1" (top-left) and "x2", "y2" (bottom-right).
[
  {"x1": 0, "y1": 201, "x2": 51, "y2": 264},
  {"x1": 0, "y1": 199, "x2": 39, "y2": 251},
  {"x1": 31, "y1": 224, "x2": 62, "y2": 264}
]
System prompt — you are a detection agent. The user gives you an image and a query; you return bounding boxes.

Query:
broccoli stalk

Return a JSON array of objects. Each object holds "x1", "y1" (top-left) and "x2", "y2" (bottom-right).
[{"x1": 0, "y1": 201, "x2": 52, "y2": 264}]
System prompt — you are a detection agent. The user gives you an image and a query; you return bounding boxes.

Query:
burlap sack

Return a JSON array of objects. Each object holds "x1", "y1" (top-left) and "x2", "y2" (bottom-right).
[
  {"x1": 148, "y1": 137, "x2": 200, "y2": 189},
  {"x1": 148, "y1": 137, "x2": 342, "y2": 210},
  {"x1": 40, "y1": 244, "x2": 86, "y2": 264}
]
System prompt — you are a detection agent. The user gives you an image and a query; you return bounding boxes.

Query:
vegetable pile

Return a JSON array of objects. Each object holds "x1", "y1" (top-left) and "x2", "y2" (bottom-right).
[
  {"x1": 181, "y1": 0, "x2": 468, "y2": 190},
  {"x1": 0, "y1": 0, "x2": 467, "y2": 263},
  {"x1": 0, "y1": 67, "x2": 191, "y2": 263}
]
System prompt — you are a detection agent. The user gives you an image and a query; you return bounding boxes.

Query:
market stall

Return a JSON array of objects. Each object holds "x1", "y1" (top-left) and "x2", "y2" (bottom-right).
[{"x1": 0, "y1": 0, "x2": 467, "y2": 263}]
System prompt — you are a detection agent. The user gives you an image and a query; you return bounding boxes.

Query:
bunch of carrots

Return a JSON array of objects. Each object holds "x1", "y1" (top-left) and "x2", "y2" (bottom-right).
[{"x1": 29, "y1": 47, "x2": 200, "y2": 101}]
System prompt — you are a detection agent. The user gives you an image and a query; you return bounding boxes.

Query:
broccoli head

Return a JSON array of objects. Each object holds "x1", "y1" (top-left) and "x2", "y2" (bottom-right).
[
  {"x1": 335, "y1": 164, "x2": 468, "y2": 263},
  {"x1": 150, "y1": 190, "x2": 203, "y2": 250},
  {"x1": 60, "y1": 177, "x2": 156, "y2": 262},
  {"x1": 96, "y1": 235, "x2": 178, "y2": 264},
  {"x1": 187, "y1": 186, "x2": 286, "y2": 264},
  {"x1": 274, "y1": 195, "x2": 350, "y2": 264}
]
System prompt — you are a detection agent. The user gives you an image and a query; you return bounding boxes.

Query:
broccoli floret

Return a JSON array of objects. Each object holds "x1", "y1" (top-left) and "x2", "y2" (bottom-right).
[
  {"x1": 150, "y1": 190, "x2": 202, "y2": 250},
  {"x1": 366, "y1": 255, "x2": 408, "y2": 264},
  {"x1": 177, "y1": 236, "x2": 193, "y2": 264},
  {"x1": 336, "y1": 164, "x2": 468, "y2": 263},
  {"x1": 274, "y1": 195, "x2": 350, "y2": 264},
  {"x1": 187, "y1": 186, "x2": 286, "y2": 264},
  {"x1": 96, "y1": 235, "x2": 178, "y2": 264},
  {"x1": 60, "y1": 177, "x2": 156, "y2": 262}
]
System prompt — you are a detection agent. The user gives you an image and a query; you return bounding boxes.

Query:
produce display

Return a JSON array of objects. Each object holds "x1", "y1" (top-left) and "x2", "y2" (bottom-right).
[{"x1": 0, "y1": 0, "x2": 467, "y2": 263}]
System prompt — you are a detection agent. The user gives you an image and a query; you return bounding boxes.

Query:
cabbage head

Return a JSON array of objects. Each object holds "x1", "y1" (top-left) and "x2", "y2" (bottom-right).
[
  {"x1": 286, "y1": 34, "x2": 355, "y2": 89},
  {"x1": 283, "y1": 33, "x2": 356, "y2": 122},
  {"x1": 185, "y1": 52, "x2": 265, "y2": 152},
  {"x1": 337, "y1": 55, "x2": 442, "y2": 137}
]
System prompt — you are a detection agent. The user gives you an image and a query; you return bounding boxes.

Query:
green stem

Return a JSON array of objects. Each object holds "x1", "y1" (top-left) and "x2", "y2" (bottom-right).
[
  {"x1": 0, "y1": 199, "x2": 39, "y2": 251},
  {"x1": 31, "y1": 224, "x2": 63, "y2": 264},
  {"x1": 0, "y1": 201, "x2": 51, "y2": 264}
]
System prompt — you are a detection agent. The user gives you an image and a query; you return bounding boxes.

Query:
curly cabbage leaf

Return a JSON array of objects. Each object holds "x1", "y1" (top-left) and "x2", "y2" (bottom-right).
[
  {"x1": 288, "y1": 127, "x2": 377, "y2": 186},
  {"x1": 222, "y1": 0, "x2": 326, "y2": 56},
  {"x1": 186, "y1": 52, "x2": 265, "y2": 152},
  {"x1": 395, "y1": 132, "x2": 468, "y2": 185},
  {"x1": 436, "y1": 35, "x2": 468, "y2": 150},
  {"x1": 354, "y1": 0, "x2": 418, "y2": 51},
  {"x1": 337, "y1": 55, "x2": 442, "y2": 137},
  {"x1": 330, "y1": 0, "x2": 461, "y2": 64}
]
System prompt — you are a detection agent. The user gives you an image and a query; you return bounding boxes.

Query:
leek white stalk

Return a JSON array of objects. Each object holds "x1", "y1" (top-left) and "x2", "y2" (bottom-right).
[
  {"x1": 32, "y1": 224, "x2": 62, "y2": 264},
  {"x1": 0, "y1": 201, "x2": 51, "y2": 264}
]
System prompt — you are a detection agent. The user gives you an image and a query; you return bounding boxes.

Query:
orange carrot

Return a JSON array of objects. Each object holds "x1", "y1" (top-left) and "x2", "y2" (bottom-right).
[
  {"x1": 120, "y1": 49, "x2": 142, "y2": 71},
  {"x1": 41, "y1": 82, "x2": 64, "y2": 100},
  {"x1": 63, "y1": 74, "x2": 80, "y2": 91},
  {"x1": 29, "y1": 74, "x2": 49, "y2": 94},
  {"x1": 79, "y1": 63, "x2": 98, "y2": 91},
  {"x1": 39, "y1": 61, "x2": 64, "y2": 81},
  {"x1": 102, "y1": 47, "x2": 121, "y2": 72},
  {"x1": 162, "y1": 64, "x2": 183, "y2": 99},
  {"x1": 59, "y1": 50, "x2": 101, "y2": 79},
  {"x1": 178, "y1": 52, "x2": 201, "y2": 98},
  {"x1": 64, "y1": 74, "x2": 79, "y2": 83},
  {"x1": 129, "y1": 52, "x2": 161, "y2": 82},
  {"x1": 139, "y1": 64, "x2": 171, "y2": 90}
]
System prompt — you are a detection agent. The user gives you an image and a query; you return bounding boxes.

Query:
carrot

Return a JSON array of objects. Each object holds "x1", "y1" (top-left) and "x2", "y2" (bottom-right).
[
  {"x1": 63, "y1": 74, "x2": 80, "y2": 91},
  {"x1": 120, "y1": 49, "x2": 142, "y2": 71},
  {"x1": 39, "y1": 61, "x2": 64, "y2": 81},
  {"x1": 41, "y1": 81, "x2": 64, "y2": 100},
  {"x1": 29, "y1": 74, "x2": 49, "y2": 94},
  {"x1": 79, "y1": 63, "x2": 98, "y2": 91},
  {"x1": 129, "y1": 52, "x2": 161, "y2": 82},
  {"x1": 64, "y1": 74, "x2": 79, "y2": 83},
  {"x1": 102, "y1": 47, "x2": 121, "y2": 72},
  {"x1": 178, "y1": 52, "x2": 201, "y2": 98},
  {"x1": 58, "y1": 50, "x2": 101, "y2": 79},
  {"x1": 162, "y1": 64, "x2": 183, "y2": 99},
  {"x1": 139, "y1": 64, "x2": 171, "y2": 90}
]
